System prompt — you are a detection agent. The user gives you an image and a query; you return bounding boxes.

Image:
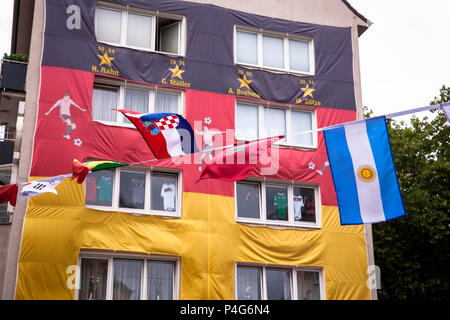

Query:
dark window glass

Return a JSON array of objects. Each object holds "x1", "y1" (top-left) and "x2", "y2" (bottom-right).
[
  {"x1": 151, "y1": 173, "x2": 177, "y2": 211},
  {"x1": 236, "y1": 182, "x2": 260, "y2": 219},
  {"x1": 266, "y1": 185, "x2": 288, "y2": 221},
  {"x1": 293, "y1": 186, "x2": 316, "y2": 223},
  {"x1": 119, "y1": 171, "x2": 146, "y2": 209},
  {"x1": 86, "y1": 170, "x2": 114, "y2": 207},
  {"x1": 79, "y1": 258, "x2": 108, "y2": 300},
  {"x1": 266, "y1": 268, "x2": 291, "y2": 300}
]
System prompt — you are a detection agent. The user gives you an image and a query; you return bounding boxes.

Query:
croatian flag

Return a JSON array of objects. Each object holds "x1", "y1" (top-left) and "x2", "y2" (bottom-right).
[
  {"x1": 117, "y1": 109, "x2": 199, "y2": 159},
  {"x1": 323, "y1": 116, "x2": 405, "y2": 225}
]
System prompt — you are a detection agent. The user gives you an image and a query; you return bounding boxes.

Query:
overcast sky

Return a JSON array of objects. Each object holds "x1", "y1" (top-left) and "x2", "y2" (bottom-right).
[
  {"x1": 347, "y1": 0, "x2": 450, "y2": 118},
  {"x1": 0, "y1": 0, "x2": 449, "y2": 119}
]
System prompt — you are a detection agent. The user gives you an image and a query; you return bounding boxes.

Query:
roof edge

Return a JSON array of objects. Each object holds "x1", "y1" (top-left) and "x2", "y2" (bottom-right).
[{"x1": 341, "y1": 0, "x2": 373, "y2": 35}]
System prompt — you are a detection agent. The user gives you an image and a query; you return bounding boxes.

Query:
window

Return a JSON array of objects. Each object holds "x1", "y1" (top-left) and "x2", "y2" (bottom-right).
[
  {"x1": 235, "y1": 264, "x2": 324, "y2": 300},
  {"x1": 0, "y1": 123, "x2": 9, "y2": 141},
  {"x1": 0, "y1": 165, "x2": 12, "y2": 224},
  {"x1": 92, "y1": 78, "x2": 183, "y2": 125},
  {"x1": 95, "y1": 3, "x2": 184, "y2": 55},
  {"x1": 235, "y1": 180, "x2": 320, "y2": 228},
  {"x1": 85, "y1": 167, "x2": 181, "y2": 217},
  {"x1": 235, "y1": 27, "x2": 314, "y2": 75},
  {"x1": 236, "y1": 101, "x2": 316, "y2": 148},
  {"x1": 77, "y1": 252, "x2": 179, "y2": 300}
]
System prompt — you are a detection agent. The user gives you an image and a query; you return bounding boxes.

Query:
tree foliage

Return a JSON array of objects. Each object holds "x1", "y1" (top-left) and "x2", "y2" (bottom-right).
[{"x1": 371, "y1": 85, "x2": 449, "y2": 300}]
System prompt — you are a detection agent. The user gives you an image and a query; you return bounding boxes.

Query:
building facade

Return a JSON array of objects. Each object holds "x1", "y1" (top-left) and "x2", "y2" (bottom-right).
[{"x1": 1, "y1": 0, "x2": 375, "y2": 300}]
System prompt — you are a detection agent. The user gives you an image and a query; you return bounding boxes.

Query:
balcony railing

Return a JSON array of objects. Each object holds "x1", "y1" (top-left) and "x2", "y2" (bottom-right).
[
  {"x1": 1, "y1": 59, "x2": 27, "y2": 92},
  {"x1": 0, "y1": 130, "x2": 16, "y2": 165}
]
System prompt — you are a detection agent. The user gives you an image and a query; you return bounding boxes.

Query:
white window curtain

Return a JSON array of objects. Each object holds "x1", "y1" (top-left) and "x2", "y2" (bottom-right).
[
  {"x1": 113, "y1": 259, "x2": 142, "y2": 300},
  {"x1": 291, "y1": 110, "x2": 312, "y2": 146},
  {"x1": 289, "y1": 39, "x2": 310, "y2": 72},
  {"x1": 236, "y1": 266, "x2": 261, "y2": 300},
  {"x1": 263, "y1": 35, "x2": 284, "y2": 69},
  {"x1": 266, "y1": 268, "x2": 291, "y2": 300},
  {"x1": 155, "y1": 92, "x2": 178, "y2": 113},
  {"x1": 297, "y1": 271, "x2": 321, "y2": 300},
  {"x1": 122, "y1": 88, "x2": 149, "y2": 123},
  {"x1": 92, "y1": 86, "x2": 118, "y2": 122},
  {"x1": 147, "y1": 261, "x2": 174, "y2": 300},
  {"x1": 236, "y1": 31, "x2": 258, "y2": 65},
  {"x1": 263, "y1": 108, "x2": 286, "y2": 141},
  {"x1": 236, "y1": 103, "x2": 258, "y2": 141},
  {"x1": 97, "y1": 8, "x2": 122, "y2": 44},
  {"x1": 127, "y1": 13, "x2": 153, "y2": 49}
]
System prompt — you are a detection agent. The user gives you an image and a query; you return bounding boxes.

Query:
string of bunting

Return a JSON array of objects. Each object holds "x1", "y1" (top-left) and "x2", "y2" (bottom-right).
[{"x1": 0, "y1": 102, "x2": 450, "y2": 224}]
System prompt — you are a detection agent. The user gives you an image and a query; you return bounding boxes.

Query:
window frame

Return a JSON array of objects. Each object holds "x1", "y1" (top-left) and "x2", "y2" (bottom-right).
[
  {"x1": 95, "y1": 2, "x2": 186, "y2": 56},
  {"x1": 92, "y1": 77, "x2": 185, "y2": 127},
  {"x1": 235, "y1": 178, "x2": 321, "y2": 229},
  {"x1": 234, "y1": 263, "x2": 325, "y2": 300},
  {"x1": 235, "y1": 99, "x2": 317, "y2": 149},
  {"x1": 85, "y1": 166, "x2": 182, "y2": 218},
  {"x1": 234, "y1": 25, "x2": 315, "y2": 76},
  {"x1": 76, "y1": 250, "x2": 180, "y2": 300},
  {"x1": 0, "y1": 164, "x2": 13, "y2": 224}
]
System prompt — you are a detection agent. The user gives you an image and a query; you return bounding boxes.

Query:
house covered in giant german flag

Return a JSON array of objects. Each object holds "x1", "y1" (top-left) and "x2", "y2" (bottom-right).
[{"x1": 8, "y1": 0, "x2": 374, "y2": 300}]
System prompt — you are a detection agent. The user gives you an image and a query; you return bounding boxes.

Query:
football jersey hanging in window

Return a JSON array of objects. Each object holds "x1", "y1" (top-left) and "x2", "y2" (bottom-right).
[
  {"x1": 97, "y1": 176, "x2": 113, "y2": 202},
  {"x1": 274, "y1": 192, "x2": 287, "y2": 219},
  {"x1": 293, "y1": 194, "x2": 304, "y2": 220},
  {"x1": 160, "y1": 183, "x2": 176, "y2": 211},
  {"x1": 130, "y1": 177, "x2": 145, "y2": 206}
]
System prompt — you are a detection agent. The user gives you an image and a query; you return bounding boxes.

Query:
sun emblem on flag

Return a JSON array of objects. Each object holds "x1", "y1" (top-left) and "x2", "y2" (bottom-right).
[{"x1": 357, "y1": 165, "x2": 377, "y2": 183}]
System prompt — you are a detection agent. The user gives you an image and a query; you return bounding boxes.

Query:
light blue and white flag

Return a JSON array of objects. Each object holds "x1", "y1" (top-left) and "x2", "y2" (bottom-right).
[
  {"x1": 441, "y1": 103, "x2": 450, "y2": 123},
  {"x1": 323, "y1": 116, "x2": 405, "y2": 225}
]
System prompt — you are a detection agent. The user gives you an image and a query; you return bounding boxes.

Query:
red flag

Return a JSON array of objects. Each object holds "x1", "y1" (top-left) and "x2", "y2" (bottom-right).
[
  {"x1": 0, "y1": 184, "x2": 19, "y2": 206},
  {"x1": 198, "y1": 135, "x2": 284, "y2": 182},
  {"x1": 72, "y1": 159, "x2": 90, "y2": 184}
]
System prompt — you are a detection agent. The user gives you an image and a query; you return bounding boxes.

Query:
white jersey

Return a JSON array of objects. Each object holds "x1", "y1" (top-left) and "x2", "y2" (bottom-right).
[
  {"x1": 293, "y1": 195, "x2": 304, "y2": 220},
  {"x1": 160, "y1": 183, "x2": 176, "y2": 211}
]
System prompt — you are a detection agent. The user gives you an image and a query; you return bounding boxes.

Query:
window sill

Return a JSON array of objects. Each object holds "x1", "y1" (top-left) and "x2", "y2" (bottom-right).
[
  {"x1": 93, "y1": 119, "x2": 136, "y2": 129},
  {"x1": 97, "y1": 40, "x2": 185, "y2": 58},
  {"x1": 235, "y1": 139, "x2": 317, "y2": 151},
  {"x1": 236, "y1": 218, "x2": 321, "y2": 230},
  {"x1": 85, "y1": 205, "x2": 181, "y2": 218},
  {"x1": 235, "y1": 62, "x2": 314, "y2": 77},
  {"x1": 275, "y1": 142, "x2": 317, "y2": 151}
]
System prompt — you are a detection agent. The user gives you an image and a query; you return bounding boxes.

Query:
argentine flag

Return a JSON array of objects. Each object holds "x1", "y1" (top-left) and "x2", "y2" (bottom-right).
[{"x1": 323, "y1": 116, "x2": 405, "y2": 225}]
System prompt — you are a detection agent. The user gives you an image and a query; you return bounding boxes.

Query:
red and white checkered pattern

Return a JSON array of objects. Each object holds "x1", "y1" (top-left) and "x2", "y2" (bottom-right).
[{"x1": 154, "y1": 115, "x2": 180, "y2": 131}]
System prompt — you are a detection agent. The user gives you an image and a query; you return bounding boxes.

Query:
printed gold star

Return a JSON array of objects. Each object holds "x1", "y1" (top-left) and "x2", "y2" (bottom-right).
[
  {"x1": 169, "y1": 64, "x2": 185, "y2": 80},
  {"x1": 237, "y1": 75, "x2": 253, "y2": 90},
  {"x1": 97, "y1": 52, "x2": 115, "y2": 67},
  {"x1": 301, "y1": 84, "x2": 315, "y2": 98}
]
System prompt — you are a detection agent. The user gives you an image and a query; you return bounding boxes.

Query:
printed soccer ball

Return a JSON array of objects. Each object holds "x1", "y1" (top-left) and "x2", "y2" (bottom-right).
[
  {"x1": 204, "y1": 117, "x2": 212, "y2": 125},
  {"x1": 73, "y1": 138, "x2": 83, "y2": 147}
]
